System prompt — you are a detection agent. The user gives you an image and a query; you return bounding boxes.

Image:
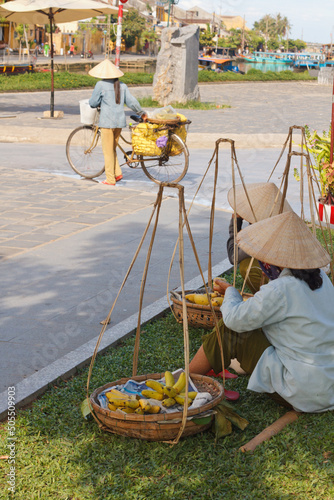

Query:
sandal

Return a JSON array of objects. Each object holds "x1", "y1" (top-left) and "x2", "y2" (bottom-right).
[
  {"x1": 101, "y1": 180, "x2": 115, "y2": 186},
  {"x1": 206, "y1": 369, "x2": 238, "y2": 380},
  {"x1": 115, "y1": 175, "x2": 123, "y2": 182}
]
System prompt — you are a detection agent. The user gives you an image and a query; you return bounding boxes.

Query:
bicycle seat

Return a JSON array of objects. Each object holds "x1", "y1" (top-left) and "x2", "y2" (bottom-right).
[{"x1": 130, "y1": 114, "x2": 143, "y2": 123}]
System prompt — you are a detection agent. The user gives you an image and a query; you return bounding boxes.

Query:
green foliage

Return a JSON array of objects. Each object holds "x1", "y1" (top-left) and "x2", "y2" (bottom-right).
[
  {"x1": 199, "y1": 25, "x2": 214, "y2": 47},
  {"x1": 122, "y1": 8, "x2": 146, "y2": 48},
  {"x1": 136, "y1": 96, "x2": 228, "y2": 110},
  {"x1": 198, "y1": 69, "x2": 315, "y2": 83},
  {"x1": 294, "y1": 125, "x2": 334, "y2": 202},
  {"x1": 0, "y1": 67, "x2": 316, "y2": 93}
]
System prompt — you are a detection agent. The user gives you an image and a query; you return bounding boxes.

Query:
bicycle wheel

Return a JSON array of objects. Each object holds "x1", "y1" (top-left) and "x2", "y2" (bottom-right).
[
  {"x1": 140, "y1": 133, "x2": 189, "y2": 184},
  {"x1": 66, "y1": 125, "x2": 105, "y2": 179}
]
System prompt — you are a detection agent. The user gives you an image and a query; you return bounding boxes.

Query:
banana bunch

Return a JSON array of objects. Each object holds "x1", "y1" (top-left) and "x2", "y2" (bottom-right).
[
  {"x1": 185, "y1": 291, "x2": 223, "y2": 307},
  {"x1": 106, "y1": 372, "x2": 198, "y2": 414},
  {"x1": 105, "y1": 389, "x2": 141, "y2": 413},
  {"x1": 141, "y1": 371, "x2": 198, "y2": 409}
]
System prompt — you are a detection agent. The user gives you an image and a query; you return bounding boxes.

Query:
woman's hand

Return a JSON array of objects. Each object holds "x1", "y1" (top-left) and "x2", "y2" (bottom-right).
[
  {"x1": 141, "y1": 113, "x2": 148, "y2": 122},
  {"x1": 213, "y1": 278, "x2": 233, "y2": 295}
]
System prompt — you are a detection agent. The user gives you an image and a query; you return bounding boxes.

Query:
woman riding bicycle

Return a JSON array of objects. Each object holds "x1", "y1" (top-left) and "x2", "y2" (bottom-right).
[{"x1": 89, "y1": 59, "x2": 147, "y2": 186}]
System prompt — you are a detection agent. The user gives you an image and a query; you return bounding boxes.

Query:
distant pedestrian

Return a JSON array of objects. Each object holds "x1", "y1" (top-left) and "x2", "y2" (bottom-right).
[
  {"x1": 70, "y1": 43, "x2": 74, "y2": 57},
  {"x1": 88, "y1": 59, "x2": 147, "y2": 186},
  {"x1": 34, "y1": 44, "x2": 39, "y2": 58},
  {"x1": 44, "y1": 43, "x2": 50, "y2": 57}
]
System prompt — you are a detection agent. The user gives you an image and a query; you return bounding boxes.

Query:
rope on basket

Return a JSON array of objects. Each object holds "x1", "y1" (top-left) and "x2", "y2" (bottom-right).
[
  {"x1": 167, "y1": 138, "x2": 250, "y2": 388},
  {"x1": 86, "y1": 186, "x2": 165, "y2": 428}
]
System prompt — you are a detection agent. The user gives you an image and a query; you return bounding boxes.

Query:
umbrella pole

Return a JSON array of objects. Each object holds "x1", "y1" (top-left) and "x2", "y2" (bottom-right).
[
  {"x1": 115, "y1": 0, "x2": 127, "y2": 68},
  {"x1": 49, "y1": 10, "x2": 54, "y2": 118}
]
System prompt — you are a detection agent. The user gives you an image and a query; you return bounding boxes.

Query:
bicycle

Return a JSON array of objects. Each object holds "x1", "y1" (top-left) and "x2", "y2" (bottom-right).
[{"x1": 66, "y1": 114, "x2": 191, "y2": 184}]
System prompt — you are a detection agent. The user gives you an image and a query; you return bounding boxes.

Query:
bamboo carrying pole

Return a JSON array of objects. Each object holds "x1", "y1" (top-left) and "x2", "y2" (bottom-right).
[{"x1": 239, "y1": 411, "x2": 301, "y2": 452}]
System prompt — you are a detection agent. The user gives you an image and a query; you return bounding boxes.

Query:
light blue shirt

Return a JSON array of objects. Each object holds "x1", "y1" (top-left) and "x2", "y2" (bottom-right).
[
  {"x1": 222, "y1": 269, "x2": 334, "y2": 412},
  {"x1": 89, "y1": 79, "x2": 143, "y2": 129}
]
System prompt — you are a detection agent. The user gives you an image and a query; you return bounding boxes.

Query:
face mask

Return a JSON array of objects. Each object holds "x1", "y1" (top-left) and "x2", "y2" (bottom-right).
[{"x1": 258, "y1": 261, "x2": 281, "y2": 281}]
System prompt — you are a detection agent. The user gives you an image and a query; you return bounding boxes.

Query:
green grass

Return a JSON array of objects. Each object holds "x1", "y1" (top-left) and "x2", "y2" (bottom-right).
[
  {"x1": 137, "y1": 96, "x2": 230, "y2": 110},
  {"x1": 1, "y1": 268, "x2": 333, "y2": 499},
  {"x1": 198, "y1": 68, "x2": 316, "y2": 82},
  {"x1": 0, "y1": 68, "x2": 315, "y2": 93}
]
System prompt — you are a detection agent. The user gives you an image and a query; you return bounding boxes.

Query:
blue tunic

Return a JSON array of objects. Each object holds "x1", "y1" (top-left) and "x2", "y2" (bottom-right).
[{"x1": 89, "y1": 79, "x2": 143, "y2": 129}]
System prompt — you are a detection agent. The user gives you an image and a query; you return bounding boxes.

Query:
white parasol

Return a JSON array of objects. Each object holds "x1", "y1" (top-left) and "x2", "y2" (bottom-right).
[{"x1": 0, "y1": 0, "x2": 119, "y2": 116}]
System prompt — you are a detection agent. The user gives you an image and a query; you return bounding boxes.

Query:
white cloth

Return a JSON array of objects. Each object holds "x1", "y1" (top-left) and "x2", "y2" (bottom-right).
[{"x1": 222, "y1": 269, "x2": 334, "y2": 413}]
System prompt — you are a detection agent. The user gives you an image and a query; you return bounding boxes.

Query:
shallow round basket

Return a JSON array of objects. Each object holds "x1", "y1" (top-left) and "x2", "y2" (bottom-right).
[
  {"x1": 171, "y1": 291, "x2": 222, "y2": 330},
  {"x1": 90, "y1": 373, "x2": 224, "y2": 441}
]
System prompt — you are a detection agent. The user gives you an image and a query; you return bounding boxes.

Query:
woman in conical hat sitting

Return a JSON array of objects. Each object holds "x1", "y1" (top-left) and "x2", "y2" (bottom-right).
[
  {"x1": 190, "y1": 211, "x2": 334, "y2": 412},
  {"x1": 89, "y1": 59, "x2": 147, "y2": 186},
  {"x1": 226, "y1": 182, "x2": 293, "y2": 294}
]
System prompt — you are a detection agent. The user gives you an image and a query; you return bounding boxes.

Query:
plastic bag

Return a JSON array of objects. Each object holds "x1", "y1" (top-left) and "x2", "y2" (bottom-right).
[{"x1": 148, "y1": 105, "x2": 178, "y2": 121}]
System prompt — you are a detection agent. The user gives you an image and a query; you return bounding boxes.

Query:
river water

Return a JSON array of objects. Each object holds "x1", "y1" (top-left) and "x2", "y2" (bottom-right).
[{"x1": 237, "y1": 60, "x2": 295, "y2": 73}]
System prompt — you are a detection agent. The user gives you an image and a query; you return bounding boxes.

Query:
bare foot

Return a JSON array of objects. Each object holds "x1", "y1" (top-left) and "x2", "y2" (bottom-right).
[{"x1": 229, "y1": 358, "x2": 247, "y2": 375}]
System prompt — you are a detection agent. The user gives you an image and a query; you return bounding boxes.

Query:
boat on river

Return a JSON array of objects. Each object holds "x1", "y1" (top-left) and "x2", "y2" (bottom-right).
[
  {"x1": 0, "y1": 63, "x2": 34, "y2": 75},
  {"x1": 198, "y1": 55, "x2": 240, "y2": 73},
  {"x1": 241, "y1": 51, "x2": 292, "y2": 64},
  {"x1": 292, "y1": 52, "x2": 326, "y2": 70}
]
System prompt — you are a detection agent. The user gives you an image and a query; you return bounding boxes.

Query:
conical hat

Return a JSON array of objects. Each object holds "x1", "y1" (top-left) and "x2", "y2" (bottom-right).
[
  {"x1": 88, "y1": 59, "x2": 124, "y2": 79},
  {"x1": 227, "y1": 182, "x2": 293, "y2": 223},
  {"x1": 236, "y1": 211, "x2": 331, "y2": 269}
]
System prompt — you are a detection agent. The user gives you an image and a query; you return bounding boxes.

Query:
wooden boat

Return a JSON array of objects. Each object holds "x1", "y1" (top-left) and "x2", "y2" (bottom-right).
[
  {"x1": 198, "y1": 55, "x2": 240, "y2": 73},
  {"x1": 241, "y1": 51, "x2": 292, "y2": 64},
  {"x1": 0, "y1": 63, "x2": 34, "y2": 75}
]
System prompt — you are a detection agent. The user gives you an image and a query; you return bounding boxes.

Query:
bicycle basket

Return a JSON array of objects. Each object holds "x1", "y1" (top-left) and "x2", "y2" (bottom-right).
[{"x1": 131, "y1": 114, "x2": 188, "y2": 157}]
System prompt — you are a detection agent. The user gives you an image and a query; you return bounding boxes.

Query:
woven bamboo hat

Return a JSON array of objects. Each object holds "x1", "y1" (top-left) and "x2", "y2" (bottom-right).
[
  {"x1": 237, "y1": 211, "x2": 331, "y2": 269},
  {"x1": 227, "y1": 182, "x2": 293, "y2": 223},
  {"x1": 88, "y1": 59, "x2": 124, "y2": 79}
]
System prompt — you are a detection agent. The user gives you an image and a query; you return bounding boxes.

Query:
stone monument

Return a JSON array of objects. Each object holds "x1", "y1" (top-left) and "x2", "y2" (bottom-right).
[
  {"x1": 318, "y1": 67, "x2": 334, "y2": 85},
  {"x1": 153, "y1": 25, "x2": 200, "y2": 106}
]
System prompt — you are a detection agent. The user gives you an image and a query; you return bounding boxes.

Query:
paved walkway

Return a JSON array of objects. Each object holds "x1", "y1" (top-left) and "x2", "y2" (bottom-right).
[{"x1": 0, "y1": 79, "x2": 332, "y2": 418}]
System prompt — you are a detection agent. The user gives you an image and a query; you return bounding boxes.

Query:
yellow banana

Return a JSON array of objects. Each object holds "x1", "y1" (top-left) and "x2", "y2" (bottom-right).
[
  {"x1": 165, "y1": 371, "x2": 175, "y2": 388},
  {"x1": 185, "y1": 293, "x2": 196, "y2": 303},
  {"x1": 145, "y1": 380, "x2": 165, "y2": 394},
  {"x1": 139, "y1": 399, "x2": 151, "y2": 412},
  {"x1": 106, "y1": 391, "x2": 127, "y2": 400},
  {"x1": 106, "y1": 389, "x2": 128, "y2": 398},
  {"x1": 162, "y1": 397, "x2": 176, "y2": 408},
  {"x1": 146, "y1": 405, "x2": 161, "y2": 414},
  {"x1": 163, "y1": 386, "x2": 177, "y2": 398},
  {"x1": 193, "y1": 293, "x2": 210, "y2": 305},
  {"x1": 173, "y1": 372, "x2": 186, "y2": 394},
  {"x1": 175, "y1": 395, "x2": 192, "y2": 407},
  {"x1": 141, "y1": 390, "x2": 164, "y2": 401},
  {"x1": 108, "y1": 403, "x2": 117, "y2": 411},
  {"x1": 124, "y1": 399, "x2": 140, "y2": 409},
  {"x1": 210, "y1": 291, "x2": 220, "y2": 298},
  {"x1": 179, "y1": 391, "x2": 197, "y2": 399},
  {"x1": 135, "y1": 407, "x2": 145, "y2": 415},
  {"x1": 212, "y1": 297, "x2": 224, "y2": 307},
  {"x1": 121, "y1": 407, "x2": 136, "y2": 414}
]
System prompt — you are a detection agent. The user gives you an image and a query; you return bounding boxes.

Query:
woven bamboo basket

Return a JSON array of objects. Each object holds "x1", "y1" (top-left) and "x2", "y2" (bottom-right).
[
  {"x1": 171, "y1": 290, "x2": 222, "y2": 330},
  {"x1": 171, "y1": 290, "x2": 254, "y2": 330},
  {"x1": 90, "y1": 372, "x2": 224, "y2": 441}
]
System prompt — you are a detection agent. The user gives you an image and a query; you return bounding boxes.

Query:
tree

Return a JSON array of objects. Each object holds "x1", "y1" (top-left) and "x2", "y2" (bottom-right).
[
  {"x1": 218, "y1": 29, "x2": 263, "y2": 52},
  {"x1": 253, "y1": 13, "x2": 292, "y2": 51},
  {"x1": 122, "y1": 8, "x2": 146, "y2": 49},
  {"x1": 199, "y1": 25, "x2": 214, "y2": 47}
]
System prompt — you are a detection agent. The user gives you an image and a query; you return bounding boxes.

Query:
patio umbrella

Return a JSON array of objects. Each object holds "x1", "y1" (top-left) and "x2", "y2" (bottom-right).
[{"x1": 0, "y1": 0, "x2": 119, "y2": 116}]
